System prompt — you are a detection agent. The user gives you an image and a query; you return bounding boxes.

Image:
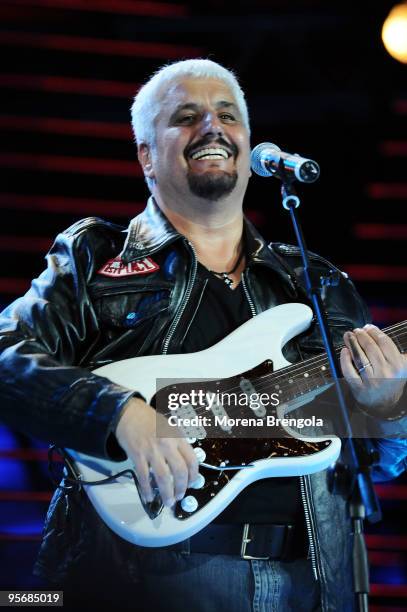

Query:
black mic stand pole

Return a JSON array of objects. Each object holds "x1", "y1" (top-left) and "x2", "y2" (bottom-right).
[{"x1": 279, "y1": 175, "x2": 381, "y2": 612}]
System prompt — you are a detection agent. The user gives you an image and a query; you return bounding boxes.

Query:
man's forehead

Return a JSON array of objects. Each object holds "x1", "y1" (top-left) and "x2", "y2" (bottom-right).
[{"x1": 158, "y1": 78, "x2": 238, "y2": 111}]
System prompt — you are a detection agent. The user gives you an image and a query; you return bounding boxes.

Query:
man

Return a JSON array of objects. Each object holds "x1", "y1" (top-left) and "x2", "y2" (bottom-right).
[{"x1": 0, "y1": 59, "x2": 406, "y2": 611}]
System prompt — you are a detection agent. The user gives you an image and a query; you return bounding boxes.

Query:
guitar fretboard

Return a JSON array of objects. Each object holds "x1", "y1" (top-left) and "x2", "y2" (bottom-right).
[{"x1": 252, "y1": 320, "x2": 407, "y2": 405}]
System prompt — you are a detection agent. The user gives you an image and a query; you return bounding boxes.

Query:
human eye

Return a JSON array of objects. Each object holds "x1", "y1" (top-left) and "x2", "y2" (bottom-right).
[
  {"x1": 219, "y1": 112, "x2": 236, "y2": 122},
  {"x1": 175, "y1": 114, "x2": 196, "y2": 125}
]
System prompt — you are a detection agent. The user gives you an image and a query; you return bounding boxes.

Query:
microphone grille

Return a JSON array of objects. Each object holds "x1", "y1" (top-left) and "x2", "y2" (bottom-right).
[{"x1": 250, "y1": 142, "x2": 281, "y2": 177}]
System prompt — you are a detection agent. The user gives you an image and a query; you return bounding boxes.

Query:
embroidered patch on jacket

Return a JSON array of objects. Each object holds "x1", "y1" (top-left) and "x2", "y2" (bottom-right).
[{"x1": 97, "y1": 256, "x2": 160, "y2": 277}]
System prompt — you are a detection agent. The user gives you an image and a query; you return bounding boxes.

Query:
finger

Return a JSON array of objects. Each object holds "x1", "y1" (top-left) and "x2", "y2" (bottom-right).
[
  {"x1": 363, "y1": 324, "x2": 404, "y2": 366},
  {"x1": 340, "y1": 346, "x2": 365, "y2": 406},
  {"x1": 131, "y1": 454, "x2": 154, "y2": 503},
  {"x1": 344, "y1": 331, "x2": 377, "y2": 375},
  {"x1": 340, "y1": 346, "x2": 363, "y2": 387},
  {"x1": 164, "y1": 448, "x2": 189, "y2": 501},
  {"x1": 352, "y1": 328, "x2": 386, "y2": 372},
  {"x1": 178, "y1": 439, "x2": 200, "y2": 485},
  {"x1": 149, "y1": 452, "x2": 175, "y2": 508},
  {"x1": 343, "y1": 331, "x2": 371, "y2": 373}
]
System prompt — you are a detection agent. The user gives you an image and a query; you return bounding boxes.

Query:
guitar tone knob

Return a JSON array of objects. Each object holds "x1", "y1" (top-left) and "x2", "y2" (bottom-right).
[
  {"x1": 181, "y1": 495, "x2": 198, "y2": 513},
  {"x1": 193, "y1": 447, "x2": 206, "y2": 463},
  {"x1": 189, "y1": 473, "x2": 205, "y2": 489},
  {"x1": 186, "y1": 437, "x2": 197, "y2": 444}
]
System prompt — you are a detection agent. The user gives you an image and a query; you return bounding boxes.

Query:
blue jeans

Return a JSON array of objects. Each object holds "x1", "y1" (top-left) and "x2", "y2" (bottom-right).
[{"x1": 61, "y1": 546, "x2": 321, "y2": 612}]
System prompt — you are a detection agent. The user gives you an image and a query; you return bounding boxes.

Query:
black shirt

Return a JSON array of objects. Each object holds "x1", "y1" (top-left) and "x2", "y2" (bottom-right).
[{"x1": 182, "y1": 263, "x2": 304, "y2": 525}]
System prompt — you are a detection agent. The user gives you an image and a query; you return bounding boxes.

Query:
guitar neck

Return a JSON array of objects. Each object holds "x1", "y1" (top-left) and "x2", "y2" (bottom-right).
[{"x1": 258, "y1": 319, "x2": 407, "y2": 404}]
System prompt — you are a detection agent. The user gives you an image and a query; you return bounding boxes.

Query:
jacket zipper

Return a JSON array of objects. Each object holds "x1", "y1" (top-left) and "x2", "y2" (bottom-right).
[
  {"x1": 300, "y1": 475, "x2": 322, "y2": 582},
  {"x1": 161, "y1": 240, "x2": 198, "y2": 355},
  {"x1": 241, "y1": 269, "x2": 257, "y2": 317},
  {"x1": 91, "y1": 284, "x2": 170, "y2": 298}
]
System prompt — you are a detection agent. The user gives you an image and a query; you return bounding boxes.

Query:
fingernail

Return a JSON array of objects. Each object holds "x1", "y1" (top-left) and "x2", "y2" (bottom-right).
[
  {"x1": 141, "y1": 497, "x2": 153, "y2": 505},
  {"x1": 175, "y1": 493, "x2": 184, "y2": 501},
  {"x1": 165, "y1": 498, "x2": 175, "y2": 507},
  {"x1": 353, "y1": 328, "x2": 362, "y2": 333}
]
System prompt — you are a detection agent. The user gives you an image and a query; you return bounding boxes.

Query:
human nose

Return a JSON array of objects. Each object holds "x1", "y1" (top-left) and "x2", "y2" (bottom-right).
[{"x1": 199, "y1": 111, "x2": 224, "y2": 138}]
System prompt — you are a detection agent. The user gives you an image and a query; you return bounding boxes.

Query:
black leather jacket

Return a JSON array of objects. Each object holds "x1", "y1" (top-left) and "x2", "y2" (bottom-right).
[{"x1": 1, "y1": 198, "x2": 406, "y2": 611}]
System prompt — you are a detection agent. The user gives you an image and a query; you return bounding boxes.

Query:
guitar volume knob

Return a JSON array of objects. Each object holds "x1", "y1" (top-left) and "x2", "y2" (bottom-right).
[
  {"x1": 193, "y1": 447, "x2": 206, "y2": 463},
  {"x1": 181, "y1": 495, "x2": 198, "y2": 513},
  {"x1": 189, "y1": 473, "x2": 205, "y2": 489}
]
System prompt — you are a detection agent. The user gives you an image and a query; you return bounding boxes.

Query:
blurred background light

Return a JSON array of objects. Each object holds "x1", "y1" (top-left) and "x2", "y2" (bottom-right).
[{"x1": 382, "y1": 3, "x2": 407, "y2": 63}]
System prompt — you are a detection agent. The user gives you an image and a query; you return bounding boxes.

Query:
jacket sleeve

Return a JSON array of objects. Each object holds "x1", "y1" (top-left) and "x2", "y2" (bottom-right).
[
  {"x1": 371, "y1": 438, "x2": 407, "y2": 481},
  {"x1": 0, "y1": 226, "x2": 135, "y2": 459},
  {"x1": 318, "y1": 265, "x2": 407, "y2": 481},
  {"x1": 363, "y1": 401, "x2": 407, "y2": 481}
]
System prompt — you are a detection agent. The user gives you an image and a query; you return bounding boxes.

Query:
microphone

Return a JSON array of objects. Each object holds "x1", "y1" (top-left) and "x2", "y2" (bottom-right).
[{"x1": 251, "y1": 142, "x2": 320, "y2": 183}]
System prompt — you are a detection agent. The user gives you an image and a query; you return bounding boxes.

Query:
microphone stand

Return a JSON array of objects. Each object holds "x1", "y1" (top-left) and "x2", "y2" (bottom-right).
[{"x1": 279, "y1": 174, "x2": 381, "y2": 612}]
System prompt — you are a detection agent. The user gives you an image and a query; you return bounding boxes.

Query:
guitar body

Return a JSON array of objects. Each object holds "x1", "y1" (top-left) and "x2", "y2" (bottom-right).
[{"x1": 67, "y1": 303, "x2": 341, "y2": 546}]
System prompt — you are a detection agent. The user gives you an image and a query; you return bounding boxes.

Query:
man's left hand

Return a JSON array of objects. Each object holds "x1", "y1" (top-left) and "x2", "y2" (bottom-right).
[{"x1": 340, "y1": 324, "x2": 407, "y2": 416}]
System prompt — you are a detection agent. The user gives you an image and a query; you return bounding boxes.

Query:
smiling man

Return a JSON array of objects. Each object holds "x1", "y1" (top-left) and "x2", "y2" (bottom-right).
[
  {"x1": 145, "y1": 79, "x2": 243, "y2": 201},
  {"x1": 132, "y1": 73, "x2": 252, "y2": 291},
  {"x1": 0, "y1": 59, "x2": 406, "y2": 612}
]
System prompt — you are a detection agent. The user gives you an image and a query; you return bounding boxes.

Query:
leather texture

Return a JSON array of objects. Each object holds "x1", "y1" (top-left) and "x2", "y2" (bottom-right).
[{"x1": 0, "y1": 197, "x2": 406, "y2": 611}]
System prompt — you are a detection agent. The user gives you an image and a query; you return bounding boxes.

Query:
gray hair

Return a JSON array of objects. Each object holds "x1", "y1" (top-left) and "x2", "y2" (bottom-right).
[{"x1": 130, "y1": 59, "x2": 250, "y2": 150}]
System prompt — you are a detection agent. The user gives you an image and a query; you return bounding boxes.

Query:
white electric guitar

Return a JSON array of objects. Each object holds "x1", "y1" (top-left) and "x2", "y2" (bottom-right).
[{"x1": 66, "y1": 303, "x2": 405, "y2": 547}]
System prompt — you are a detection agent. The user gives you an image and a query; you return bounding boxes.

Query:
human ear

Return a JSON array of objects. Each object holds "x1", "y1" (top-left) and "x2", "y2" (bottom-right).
[{"x1": 137, "y1": 143, "x2": 155, "y2": 179}]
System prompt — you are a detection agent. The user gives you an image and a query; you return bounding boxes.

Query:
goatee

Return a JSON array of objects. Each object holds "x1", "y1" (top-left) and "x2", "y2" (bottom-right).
[{"x1": 187, "y1": 171, "x2": 238, "y2": 201}]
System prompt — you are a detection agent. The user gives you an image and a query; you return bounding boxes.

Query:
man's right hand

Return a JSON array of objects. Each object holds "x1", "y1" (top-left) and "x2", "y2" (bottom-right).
[{"x1": 115, "y1": 397, "x2": 199, "y2": 508}]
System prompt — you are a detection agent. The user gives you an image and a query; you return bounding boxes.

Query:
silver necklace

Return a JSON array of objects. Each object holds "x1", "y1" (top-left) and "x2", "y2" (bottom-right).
[{"x1": 208, "y1": 249, "x2": 245, "y2": 288}]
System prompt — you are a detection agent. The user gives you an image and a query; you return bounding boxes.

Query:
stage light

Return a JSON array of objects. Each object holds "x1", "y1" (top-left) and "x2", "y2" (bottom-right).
[{"x1": 382, "y1": 3, "x2": 407, "y2": 63}]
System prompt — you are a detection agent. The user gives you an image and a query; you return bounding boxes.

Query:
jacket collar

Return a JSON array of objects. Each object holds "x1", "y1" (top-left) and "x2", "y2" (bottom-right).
[
  {"x1": 243, "y1": 217, "x2": 299, "y2": 293},
  {"x1": 120, "y1": 197, "x2": 297, "y2": 291},
  {"x1": 120, "y1": 197, "x2": 181, "y2": 264}
]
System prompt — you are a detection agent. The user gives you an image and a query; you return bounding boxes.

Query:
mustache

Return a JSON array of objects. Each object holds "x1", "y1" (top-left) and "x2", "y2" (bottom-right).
[{"x1": 185, "y1": 136, "x2": 238, "y2": 159}]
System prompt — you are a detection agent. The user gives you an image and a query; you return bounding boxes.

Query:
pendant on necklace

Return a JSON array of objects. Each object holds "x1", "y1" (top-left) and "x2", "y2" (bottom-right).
[
  {"x1": 209, "y1": 247, "x2": 244, "y2": 289},
  {"x1": 221, "y1": 273, "x2": 234, "y2": 288}
]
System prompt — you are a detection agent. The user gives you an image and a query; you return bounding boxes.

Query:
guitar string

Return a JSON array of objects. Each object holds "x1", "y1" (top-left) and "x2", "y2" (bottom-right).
[
  {"x1": 158, "y1": 324, "x2": 407, "y2": 420},
  {"x1": 161, "y1": 356, "x2": 406, "y2": 423},
  {"x1": 193, "y1": 324, "x2": 407, "y2": 398},
  {"x1": 205, "y1": 324, "x2": 407, "y2": 402},
  {"x1": 162, "y1": 322, "x2": 407, "y2": 406},
  {"x1": 162, "y1": 325, "x2": 407, "y2": 410},
  {"x1": 159, "y1": 327, "x2": 407, "y2": 419},
  {"x1": 160, "y1": 355, "x2": 407, "y2": 421},
  {"x1": 159, "y1": 351, "x2": 333, "y2": 418}
]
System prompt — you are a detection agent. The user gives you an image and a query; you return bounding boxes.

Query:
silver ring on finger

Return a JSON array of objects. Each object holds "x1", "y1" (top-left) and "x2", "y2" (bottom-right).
[{"x1": 358, "y1": 361, "x2": 372, "y2": 374}]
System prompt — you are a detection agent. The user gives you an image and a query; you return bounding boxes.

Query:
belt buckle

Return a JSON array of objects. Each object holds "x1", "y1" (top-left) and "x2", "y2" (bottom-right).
[{"x1": 240, "y1": 524, "x2": 269, "y2": 560}]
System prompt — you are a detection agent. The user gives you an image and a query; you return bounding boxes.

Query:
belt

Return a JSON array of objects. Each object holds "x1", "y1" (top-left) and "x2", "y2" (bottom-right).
[{"x1": 176, "y1": 523, "x2": 308, "y2": 561}]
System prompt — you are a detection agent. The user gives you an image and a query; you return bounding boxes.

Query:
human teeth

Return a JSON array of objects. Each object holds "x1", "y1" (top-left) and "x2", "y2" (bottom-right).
[
  {"x1": 191, "y1": 147, "x2": 229, "y2": 160},
  {"x1": 197, "y1": 154, "x2": 225, "y2": 160}
]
